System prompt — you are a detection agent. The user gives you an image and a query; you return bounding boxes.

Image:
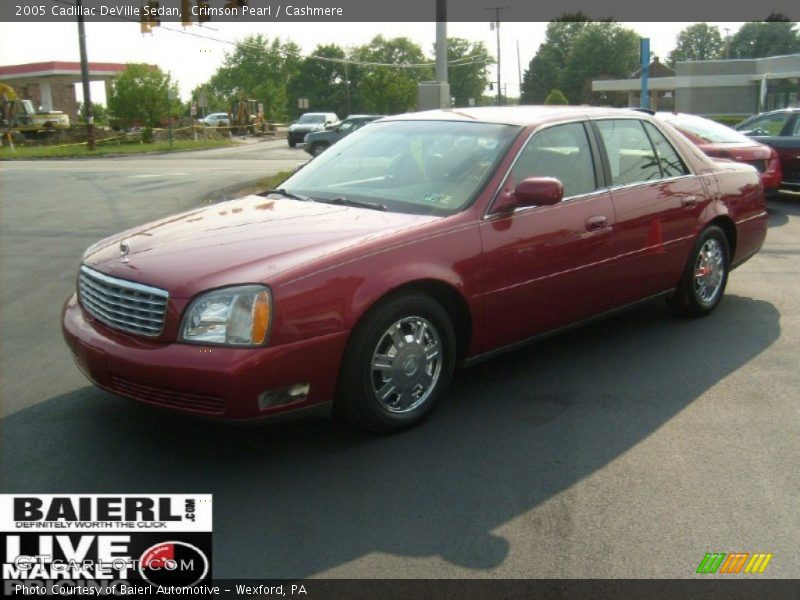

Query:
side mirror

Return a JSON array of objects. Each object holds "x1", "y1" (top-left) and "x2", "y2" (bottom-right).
[
  {"x1": 325, "y1": 123, "x2": 336, "y2": 130},
  {"x1": 492, "y1": 177, "x2": 563, "y2": 214},
  {"x1": 515, "y1": 177, "x2": 564, "y2": 207}
]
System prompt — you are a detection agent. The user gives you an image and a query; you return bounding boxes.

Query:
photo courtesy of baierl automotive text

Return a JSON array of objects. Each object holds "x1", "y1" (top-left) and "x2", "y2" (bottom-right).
[{"x1": 1, "y1": 0, "x2": 799, "y2": 598}]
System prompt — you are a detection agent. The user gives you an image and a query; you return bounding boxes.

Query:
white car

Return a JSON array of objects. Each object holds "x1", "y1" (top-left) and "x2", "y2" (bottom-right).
[{"x1": 199, "y1": 113, "x2": 230, "y2": 127}]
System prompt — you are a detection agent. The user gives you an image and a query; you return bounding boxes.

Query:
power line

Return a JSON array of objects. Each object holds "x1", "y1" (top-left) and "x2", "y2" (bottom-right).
[{"x1": 51, "y1": 0, "x2": 491, "y2": 70}]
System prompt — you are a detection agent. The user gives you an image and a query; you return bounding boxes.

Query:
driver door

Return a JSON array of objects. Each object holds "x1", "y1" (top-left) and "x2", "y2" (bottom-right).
[{"x1": 478, "y1": 121, "x2": 617, "y2": 352}]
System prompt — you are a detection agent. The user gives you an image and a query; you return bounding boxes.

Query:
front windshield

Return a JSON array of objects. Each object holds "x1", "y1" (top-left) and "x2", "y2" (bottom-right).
[
  {"x1": 663, "y1": 114, "x2": 752, "y2": 144},
  {"x1": 280, "y1": 119, "x2": 520, "y2": 216},
  {"x1": 298, "y1": 114, "x2": 326, "y2": 124}
]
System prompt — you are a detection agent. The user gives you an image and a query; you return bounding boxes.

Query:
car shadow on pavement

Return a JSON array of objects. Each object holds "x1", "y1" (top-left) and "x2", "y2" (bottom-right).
[
  {"x1": 0, "y1": 295, "x2": 780, "y2": 578},
  {"x1": 767, "y1": 194, "x2": 800, "y2": 228}
]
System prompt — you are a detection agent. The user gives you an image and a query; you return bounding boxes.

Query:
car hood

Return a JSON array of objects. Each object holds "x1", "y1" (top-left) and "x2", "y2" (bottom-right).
[
  {"x1": 288, "y1": 123, "x2": 324, "y2": 132},
  {"x1": 83, "y1": 195, "x2": 438, "y2": 298}
]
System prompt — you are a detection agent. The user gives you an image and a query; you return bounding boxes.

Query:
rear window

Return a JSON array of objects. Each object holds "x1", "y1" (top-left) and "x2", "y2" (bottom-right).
[{"x1": 664, "y1": 114, "x2": 754, "y2": 144}]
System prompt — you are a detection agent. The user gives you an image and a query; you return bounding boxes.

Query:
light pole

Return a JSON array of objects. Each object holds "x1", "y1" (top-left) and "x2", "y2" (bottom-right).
[{"x1": 486, "y1": 6, "x2": 508, "y2": 106}]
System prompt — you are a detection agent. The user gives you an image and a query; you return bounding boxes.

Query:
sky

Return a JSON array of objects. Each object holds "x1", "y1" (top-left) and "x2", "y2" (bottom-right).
[{"x1": 0, "y1": 21, "x2": 745, "y2": 104}]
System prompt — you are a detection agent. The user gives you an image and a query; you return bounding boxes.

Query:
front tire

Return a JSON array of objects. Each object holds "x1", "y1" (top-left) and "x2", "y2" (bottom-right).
[
  {"x1": 288, "y1": 138, "x2": 297, "y2": 148},
  {"x1": 335, "y1": 294, "x2": 456, "y2": 432},
  {"x1": 671, "y1": 225, "x2": 730, "y2": 317},
  {"x1": 311, "y1": 143, "x2": 328, "y2": 156}
]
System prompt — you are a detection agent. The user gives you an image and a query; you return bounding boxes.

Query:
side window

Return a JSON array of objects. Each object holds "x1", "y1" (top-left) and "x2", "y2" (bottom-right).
[
  {"x1": 596, "y1": 119, "x2": 661, "y2": 186},
  {"x1": 643, "y1": 122, "x2": 689, "y2": 178},
  {"x1": 792, "y1": 116, "x2": 800, "y2": 137},
  {"x1": 743, "y1": 113, "x2": 790, "y2": 136},
  {"x1": 511, "y1": 122, "x2": 597, "y2": 199}
]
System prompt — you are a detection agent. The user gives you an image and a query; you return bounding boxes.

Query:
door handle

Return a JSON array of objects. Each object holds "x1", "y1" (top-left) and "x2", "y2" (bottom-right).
[
  {"x1": 585, "y1": 216, "x2": 607, "y2": 232},
  {"x1": 681, "y1": 196, "x2": 698, "y2": 208}
]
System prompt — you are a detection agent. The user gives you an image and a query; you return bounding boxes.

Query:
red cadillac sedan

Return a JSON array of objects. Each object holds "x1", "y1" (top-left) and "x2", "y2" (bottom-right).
[
  {"x1": 62, "y1": 107, "x2": 768, "y2": 432},
  {"x1": 657, "y1": 112, "x2": 782, "y2": 197}
]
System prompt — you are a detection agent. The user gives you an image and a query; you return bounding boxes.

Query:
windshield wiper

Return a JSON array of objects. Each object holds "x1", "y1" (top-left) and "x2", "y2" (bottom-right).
[
  {"x1": 321, "y1": 196, "x2": 388, "y2": 211},
  {"x1": 263, "y1": 188, "x2": 314, "y2": 202}
]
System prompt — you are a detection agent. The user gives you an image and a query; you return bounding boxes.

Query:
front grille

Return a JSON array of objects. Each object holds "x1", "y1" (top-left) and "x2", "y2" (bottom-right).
[
  {"x1": 109, "y1": 375, "x2": 225, "y2": 415},
  {"x1": 79, "y1": 265, "x2": 168, "y2": 337},
  {"x1": 746, "y1": 159, "x2": 767, "y2": 173}
]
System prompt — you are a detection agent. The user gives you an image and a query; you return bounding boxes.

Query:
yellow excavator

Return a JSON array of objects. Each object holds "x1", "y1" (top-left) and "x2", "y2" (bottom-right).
[
  {"x1": 229, "y1": 90, "x2": 262, "y2": 136},
  {"x1": 1, "y1": 82, "x2": 70, "y2": 136}
]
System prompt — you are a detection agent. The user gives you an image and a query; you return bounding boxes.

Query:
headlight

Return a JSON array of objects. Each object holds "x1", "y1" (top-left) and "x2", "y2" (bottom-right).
[{"x1": 180, "y1": 285, "x2": 271, "y2": 346}]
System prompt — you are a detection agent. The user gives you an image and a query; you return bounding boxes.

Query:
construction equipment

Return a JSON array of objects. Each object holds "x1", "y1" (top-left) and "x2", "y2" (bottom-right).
[
  {"x1": 229, "y1": 90, "x2": 262, "y2": 136},
  {"x1": 1, "y1": 83, "x2": 71, "y2": 135}
]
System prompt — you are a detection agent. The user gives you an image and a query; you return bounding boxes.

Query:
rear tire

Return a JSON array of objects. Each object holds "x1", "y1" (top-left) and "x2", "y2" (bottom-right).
[
  {"x1": 335, "y1": 294, "x2": 456, "y2": 433},
  {"x1": 670, "y1": 225, "x2": 729, "y2": 317}
]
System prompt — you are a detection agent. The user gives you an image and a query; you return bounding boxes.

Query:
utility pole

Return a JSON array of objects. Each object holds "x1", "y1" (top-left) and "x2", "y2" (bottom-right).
[
  {"x1": 435, "y1": 0, "x2": 448, "y2": 87},
  {"x1": 76, "y1": 0, "x2": 94, "y2": 150},
  {"x1": 344, "y1": 61, "x2": 351, "y2": 115},
  {"x1": 486, "y1": 6, "x2": 509, "y2": 106},
  {"x1": 516, "y1": 39, "x2": 522, "y2": 102}
]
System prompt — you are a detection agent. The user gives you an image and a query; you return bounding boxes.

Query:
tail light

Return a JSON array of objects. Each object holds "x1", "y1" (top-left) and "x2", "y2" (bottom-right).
[{"x1": 766, "y1": 148, "x2": 782, "y2": 176}]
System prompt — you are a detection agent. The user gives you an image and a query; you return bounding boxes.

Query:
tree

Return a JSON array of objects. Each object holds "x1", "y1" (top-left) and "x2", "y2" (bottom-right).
[
  {"x1": 520, "y1": 13, "x2": 592, "y2": 104},
  {"x1": 544, "y1": 89, "x2": 568, "y2": 104},
  {"x1": 190, "y1": 82, "x2": 228, "y2": 116},
  {"x1": 78, "y1": 101, "x2": 107, "y2": 124},
  {"x1": 442, "y1": 38, "x2": 493, "y2": 107},
  {"x1": 728, "y1": 15, "x2": 800, "y2": 59},
  {"x1": 355, "y1": 36, "x2": 430, "y2": 114},
  {"x1": 205, "y1": 35, "x2": 302, "y2": 122},
  {"x1": 288, "y1": 44, "x2": 350, "y2": 118},
  {"x1": 107, "y1": 63, "x2": 180, "y2": 135},
  {"x1": 561, "y1": 22, "x2": 640, "y2": 105},
  {"x1": 668, "y1": 23, "x2": 724, "y2": 65}
]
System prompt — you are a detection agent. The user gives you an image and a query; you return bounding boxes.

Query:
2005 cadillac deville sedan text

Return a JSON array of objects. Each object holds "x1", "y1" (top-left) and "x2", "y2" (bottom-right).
[{"x1": 62, "y1": 107, "x2": 768, "y2": 432}]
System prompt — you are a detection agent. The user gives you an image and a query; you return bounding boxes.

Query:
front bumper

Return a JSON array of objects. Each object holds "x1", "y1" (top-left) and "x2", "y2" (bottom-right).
[{"x1": 62, "y1": 293, "x2": 349, "y2": 419}]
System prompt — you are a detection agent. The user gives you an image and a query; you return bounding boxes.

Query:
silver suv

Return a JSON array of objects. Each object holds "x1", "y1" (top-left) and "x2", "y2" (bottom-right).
[{"x1": 287, "y1": 112, "x2": 339, "y2": 147}]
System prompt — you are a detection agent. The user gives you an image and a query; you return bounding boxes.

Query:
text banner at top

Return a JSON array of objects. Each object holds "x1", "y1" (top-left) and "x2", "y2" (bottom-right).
[{"x1": 2, "y1": 0, "x2": 799, "y2": 23}]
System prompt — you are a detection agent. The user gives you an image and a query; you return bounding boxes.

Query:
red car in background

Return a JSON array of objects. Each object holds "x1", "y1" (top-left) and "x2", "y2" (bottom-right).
[
  {"x1": 658, "y1": 112, "x2": 782, "y2": 197},
  {"x1": 62, "y1": 107, "x2": 768, "y2": 432},
  {"x1": 735, "y1": 107, "x2": 800, "y2": 194}
]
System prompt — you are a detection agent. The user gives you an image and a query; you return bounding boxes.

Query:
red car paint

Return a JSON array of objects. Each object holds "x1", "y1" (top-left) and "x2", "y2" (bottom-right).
[
  {"x1": 62, "y1": 107, "x2": 768, "y2": 419},
  {"x1": 658, "y1": 112, "x2": 782, "y2": 195}
]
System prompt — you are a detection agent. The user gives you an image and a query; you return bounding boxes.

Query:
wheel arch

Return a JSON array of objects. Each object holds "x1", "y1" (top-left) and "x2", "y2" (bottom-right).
[
  {"x1": 706, "y1": 215, "x2": 737, "y2": 261},
  {"x1": 348, "y1": 278, "x2": 473, "y2": 364}
]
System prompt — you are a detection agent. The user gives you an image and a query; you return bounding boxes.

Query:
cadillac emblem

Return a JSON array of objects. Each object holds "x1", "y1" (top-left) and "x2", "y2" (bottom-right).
[{"x1": 120, "y1": 240, "x2": 131, "y2": 263}]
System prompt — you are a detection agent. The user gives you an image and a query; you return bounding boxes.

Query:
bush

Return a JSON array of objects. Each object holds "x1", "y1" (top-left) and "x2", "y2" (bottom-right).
[{"x1": 544, "y1": 89, "x2": 569, "y2": 105}]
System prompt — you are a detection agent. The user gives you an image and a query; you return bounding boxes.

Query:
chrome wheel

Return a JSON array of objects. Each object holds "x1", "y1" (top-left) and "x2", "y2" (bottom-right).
[
  {"x1": 370, "y1": 316, "x2": 442, "y2": 414},
  {"x1": 693, "y1": 238, "x2": 725, "y2": 305}
]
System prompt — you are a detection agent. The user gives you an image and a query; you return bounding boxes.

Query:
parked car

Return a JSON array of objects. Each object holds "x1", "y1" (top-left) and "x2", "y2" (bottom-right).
[
  {"x1": 303, "y1": 114, "x2": 384, "y2": 156},
  {"x1": 734, "y1": 108, "x2": 800, "y2": 193},
  {"x1": 287, "y1": 112, "x2": 339, "y2": 147},
  {"x1": 62, "y1": 107, "x2": 767, "y2": 432},
  {"x1": 657, "y1": 112, "x2": 782, "y2": 197},
  {"x1": 198, "y1": 112, "x2": 230, "y2": 127}
]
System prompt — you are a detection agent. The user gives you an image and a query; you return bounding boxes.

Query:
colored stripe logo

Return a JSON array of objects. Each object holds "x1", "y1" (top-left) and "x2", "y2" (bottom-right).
[{"x1": 696, "y1": 552, "x2": 773, "y2": 574}]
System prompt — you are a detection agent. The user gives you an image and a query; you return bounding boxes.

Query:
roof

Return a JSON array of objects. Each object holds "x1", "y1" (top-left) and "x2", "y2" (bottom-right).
[
  {"x1": 386, "y1": 105, "x2": 648, "y2": 127},
  {"x1": 0, "y1": 61, "x2": 129, "y2": 81}
]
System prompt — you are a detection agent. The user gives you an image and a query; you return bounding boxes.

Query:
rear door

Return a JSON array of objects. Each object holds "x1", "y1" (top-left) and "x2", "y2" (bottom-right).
[
  {"x1": 592, "y1": 118, "x2": 707, "y2": 305},
  {"x1": 478, "y1": 121, "x2": 617, "y2": 351}
]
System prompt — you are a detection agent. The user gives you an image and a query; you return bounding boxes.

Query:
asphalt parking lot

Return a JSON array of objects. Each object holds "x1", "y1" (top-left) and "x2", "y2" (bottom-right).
[{"x1": 1, "y1": 143, "x2": 798, "y2": 578}]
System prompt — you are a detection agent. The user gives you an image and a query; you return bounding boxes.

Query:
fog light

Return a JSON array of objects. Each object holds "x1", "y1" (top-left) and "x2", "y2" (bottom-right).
[{"x1": 258, "y1": 383, "x2": 310, "y2": 410}]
